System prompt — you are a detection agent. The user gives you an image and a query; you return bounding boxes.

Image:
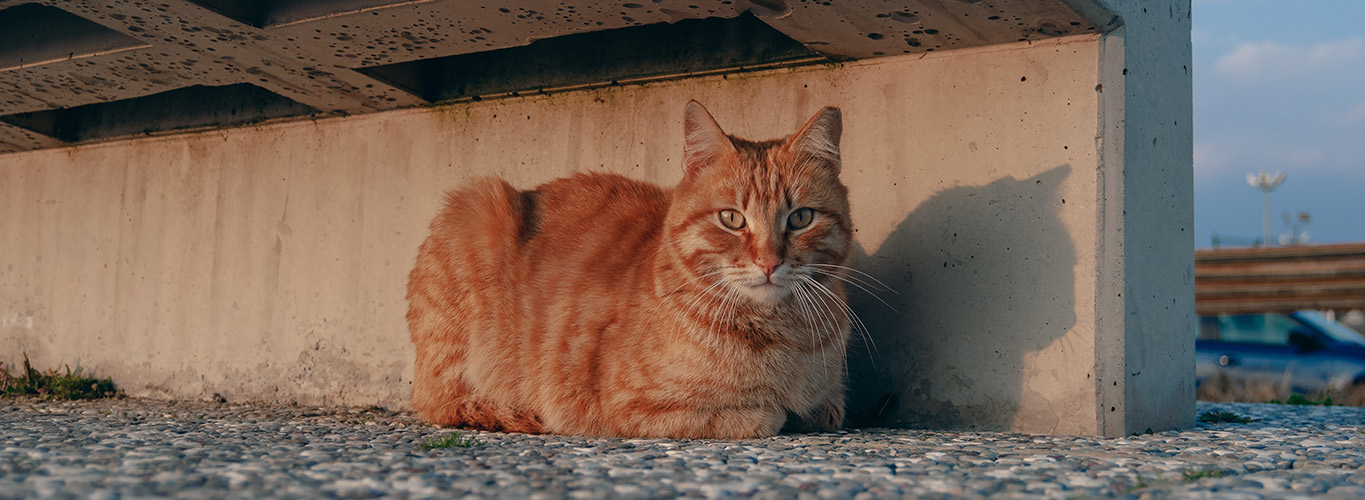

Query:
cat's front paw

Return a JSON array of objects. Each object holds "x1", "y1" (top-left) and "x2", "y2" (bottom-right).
[
  {"x1": 784, "y1": 401, "x2": 844, "y2": 433},
  {"x1": 810, "y1": 401, "x2": 845, "y2": 432},
  {"x1": 705, "y1": 406, "x2": 786, "y2": 439}
]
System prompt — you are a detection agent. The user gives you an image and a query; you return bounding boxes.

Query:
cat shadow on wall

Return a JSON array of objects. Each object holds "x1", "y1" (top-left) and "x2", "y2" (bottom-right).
[{"x1": 844, "y1": 165, "x2": 1077, "y2": 432}]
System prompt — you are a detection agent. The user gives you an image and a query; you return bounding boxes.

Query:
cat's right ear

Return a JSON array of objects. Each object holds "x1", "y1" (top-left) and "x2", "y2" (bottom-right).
[
  {"x1": 788, "y1": 107, "x2": 842, "y2": 173},
  {"x1": 683, "y1": 100, "x2": 735, "y2": 175}
]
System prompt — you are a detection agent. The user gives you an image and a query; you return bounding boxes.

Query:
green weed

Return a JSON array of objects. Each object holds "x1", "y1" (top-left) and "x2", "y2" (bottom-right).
[
  {"x1": 1121, "y1": 473, "x2": 1161, "y2": 494},
  {"x1": 1182, "y1": 468, "x2": 1226, "y2": 482},
  {"x1": 1198, "y1": 411, "x2": 1253, "y2": 424},
  {"x1": 0, "y1": 354, "x2": 119, "y2": 400},
  {"x1": 420, "y1": 432, "x2": 484, "y2": 450},
  {"x1": 1266, "y1": 393, "x2": 1333, "y2": 406},
  {"x1": 347, "y1": 414, "x2": 377, "y2": 425}
]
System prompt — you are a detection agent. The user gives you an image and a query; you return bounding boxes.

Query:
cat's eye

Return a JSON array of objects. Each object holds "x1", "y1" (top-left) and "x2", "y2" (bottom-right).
[
  {"x1": 787, "y1": 208, "x2": 815, "y2": 230},
  {"x1": 718, "y1": 209, "x2": 746, "y2": 230}
]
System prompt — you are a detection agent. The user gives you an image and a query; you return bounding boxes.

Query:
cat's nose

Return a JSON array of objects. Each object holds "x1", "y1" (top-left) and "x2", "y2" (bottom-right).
[{"x1": 755, "y1": 256, "x2": 782, "y2": 276}]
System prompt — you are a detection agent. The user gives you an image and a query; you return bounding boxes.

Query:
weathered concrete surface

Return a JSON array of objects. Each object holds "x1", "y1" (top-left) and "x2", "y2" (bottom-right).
[{"x1": 2, "y1": 33, "x2": 1173, "y2": 435}]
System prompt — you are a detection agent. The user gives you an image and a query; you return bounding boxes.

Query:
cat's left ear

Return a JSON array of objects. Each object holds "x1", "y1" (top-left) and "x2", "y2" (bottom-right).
[
  {"x1": 788, "y1": 107, "x2": 842, "y2": 173},
  {"x1": 683, "y1": 100, "x2": 736, "y2": 175}
]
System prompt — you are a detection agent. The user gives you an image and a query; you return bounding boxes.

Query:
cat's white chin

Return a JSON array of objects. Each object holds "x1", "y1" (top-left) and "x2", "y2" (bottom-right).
[{"x1": 738, "y1": 281, "x2": 793, "y2": 304}]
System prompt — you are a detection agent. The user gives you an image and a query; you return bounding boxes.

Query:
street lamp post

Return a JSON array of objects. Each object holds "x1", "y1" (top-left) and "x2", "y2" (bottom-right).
[
  {"x1": 1246, "y1": 172, "x2": 1285, "y2": 247},
  {"x1": 1280, "y1": 211, "x2": 1311, "y2": 245}
]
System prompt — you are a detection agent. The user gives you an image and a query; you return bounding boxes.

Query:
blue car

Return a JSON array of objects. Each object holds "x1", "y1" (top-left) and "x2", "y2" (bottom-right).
[{"x1": 1196, "y1": 311, "x2": 1365, "y2": 393}]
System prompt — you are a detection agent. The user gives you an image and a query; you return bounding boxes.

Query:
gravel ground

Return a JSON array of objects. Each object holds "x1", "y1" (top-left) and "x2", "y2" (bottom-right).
[{"x1": 1, "y1": 398, "x2": 1363, "y2": 499}]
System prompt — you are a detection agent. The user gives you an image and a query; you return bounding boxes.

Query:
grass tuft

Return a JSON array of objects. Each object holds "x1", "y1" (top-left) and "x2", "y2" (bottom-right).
[
  {"x1": 0, "y1": 354, "x2": 119, "y2": 400},
  {"x1": 1198, "y1": 371, "x2": 1365, "y2": 406},
  {"x1": 420, "y1": 431, "x2": 484, "y2": 450},
  {"x1": 1198, "y1": 410, "x2": 1253, "y2": 424},
  {"x1": 1182, "y1": 468, "x2": 1227, "y2": 482},
  {"x1": 1266, "y1": 393, "x2": 1333, "y2": 406},
  {"x1": 346, "y1": 414, "x2": 377, "y2": 425}
]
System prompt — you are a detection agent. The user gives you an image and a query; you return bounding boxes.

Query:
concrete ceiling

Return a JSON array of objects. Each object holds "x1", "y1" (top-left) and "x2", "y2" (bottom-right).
[{"x1": 0, "y1": 0, "x2": 1111, "y2": 153}]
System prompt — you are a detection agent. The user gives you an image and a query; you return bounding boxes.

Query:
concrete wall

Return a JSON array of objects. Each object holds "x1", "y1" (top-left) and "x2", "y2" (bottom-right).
[{"x1": 1, "y1": 16, "x2": 1193, "y2": 435}]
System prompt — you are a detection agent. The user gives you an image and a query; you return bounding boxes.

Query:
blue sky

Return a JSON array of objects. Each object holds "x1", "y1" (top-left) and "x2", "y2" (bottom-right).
[{"x1": 1192, "y1": 0, "x2": 1365, "y2": 246}]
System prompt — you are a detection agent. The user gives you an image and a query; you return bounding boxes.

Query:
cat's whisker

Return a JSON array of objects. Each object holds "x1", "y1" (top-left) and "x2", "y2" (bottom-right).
[
  {"x1": 655, "y1": 272, "x2": 722, "y2": 328},
  {"x1": 680, "y1": 278, "x2": 727, "y2": 317},
  {"x1": 708, "y1": 284, "x2": 737, "y2": 341},
  {"x1": 667, "y1": 274, "x2": 730, "y2": 344},
  {"x1": 797, "y1": 277, "x2": 851, "y2": 379},
  {"x1": 725, "y1": 285, "x2": 742, "y2": 325},
  {"x1": 659, "y1": 268, "x2": 729, "y2": 299},
  {"x1": 802, "y1": 263, "x2": 889, "y2": 290},
  {"x1": 668, "y1": 269, "x2": 735, "y2": 314},
  {"x1": 805, "y1": 268, "x2": 901, "y2": 314},
  {"x1": 798, "y1": 278, "x2": 840, "y2": 362},
  {"x1": 805, "y1": 268, "x2": 882, "y2": 301},
  {"x1": 801, "y1": 275, "x2": 878, "y2": 368},
  {"x1": 802, "y1": 282, "x2": 839, "y2": 377},
  {"x1": 790, "y1": 281, "x2": 817, "y2": 342},
  {"x1": 804, "y1": 271, "x2": 878, "y2": 341},
  {"x1": 804, "y1": 267, "x2": 894, "y2": 302},
  {"x1": 720, "y1": 280, "x2": 748, "y2": 337},
  {"x1": 814, "y1": 283, "x2": 850, "y2": 380},
  {"x1": 807, "y1": 263, "x2": 898, "y2": 293},
  {"x1": 797, "y1": 276, "x2": 839, "y2": 332},
  {"x1": 805, "y1": 275, "x2": 876, "y2": 354},
  {"x1": 727, "y1": 286, "x2": 743, "y2": 330},
  {"x1": 791, "y1": 281, "x2": 826, "y2": 373},
  {"x1": 788, "y1": 282, "x2": 811, "y2": 336}
]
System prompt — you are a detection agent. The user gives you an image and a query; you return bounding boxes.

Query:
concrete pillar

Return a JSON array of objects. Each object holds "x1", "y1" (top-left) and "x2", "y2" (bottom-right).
[{"x1": 844, "y1": 1, "x2": 1194, "y2": 437}]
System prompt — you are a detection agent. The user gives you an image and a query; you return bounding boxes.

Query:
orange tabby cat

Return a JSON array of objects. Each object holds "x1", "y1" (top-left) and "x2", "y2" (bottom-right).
[{"x1": 406, "y1": 101, "x2": 852, "y2": 438}]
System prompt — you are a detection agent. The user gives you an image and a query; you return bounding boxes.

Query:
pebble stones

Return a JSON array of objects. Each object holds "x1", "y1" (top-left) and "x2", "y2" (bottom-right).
[{"x1": 1, "y1": 399, "x2": 1362, "y2": 499}]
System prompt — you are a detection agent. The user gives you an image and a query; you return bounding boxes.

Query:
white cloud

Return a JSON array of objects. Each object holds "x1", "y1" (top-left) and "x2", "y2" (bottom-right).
[
  {"x1": 1197, "y1": 33, "x2": 1365, "y2": 186},
  {"x1": 1194, "y1": 135, "x2": 1365, "y2": 187},
  {"x1": 1215, "y1": 37, "x2": 1365, "y2": 82}
]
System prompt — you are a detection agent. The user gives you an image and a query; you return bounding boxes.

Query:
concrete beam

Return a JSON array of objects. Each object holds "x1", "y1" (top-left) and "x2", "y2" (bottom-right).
[
  {"x1": 0, "y1": 0, "x2": 1100, "y2": 151},
  {"x1": 0, "y1": 122, "x2": 63, "y2": 153}
]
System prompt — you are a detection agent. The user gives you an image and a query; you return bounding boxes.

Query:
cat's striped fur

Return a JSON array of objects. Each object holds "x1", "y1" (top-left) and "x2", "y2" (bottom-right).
[{"x1": 406, "y1": 101, "x2": 853, "y2": 438}]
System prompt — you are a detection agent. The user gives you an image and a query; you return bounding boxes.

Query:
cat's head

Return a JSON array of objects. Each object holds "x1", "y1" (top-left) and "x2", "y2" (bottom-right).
[{"x1": 665, "y1": 101, "x2": 852, "y2": 305}]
